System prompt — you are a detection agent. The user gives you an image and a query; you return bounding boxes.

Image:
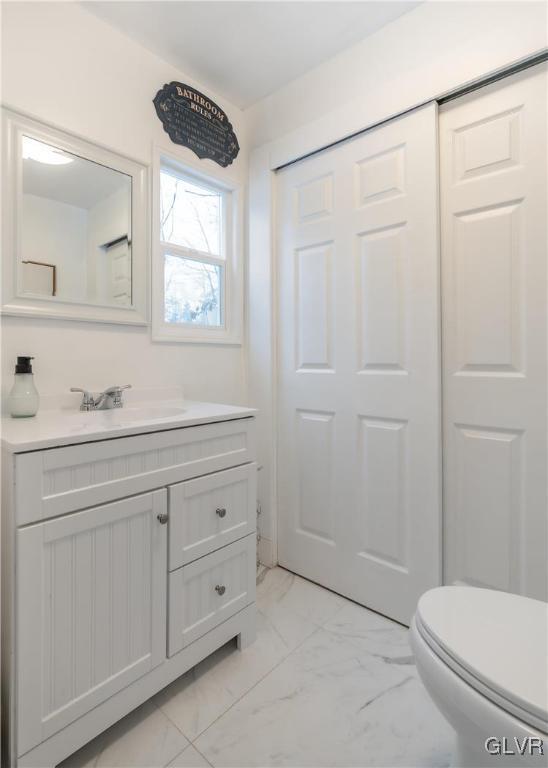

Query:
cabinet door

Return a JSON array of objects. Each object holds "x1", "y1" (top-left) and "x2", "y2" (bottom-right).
[
  {"x1": 169, "y1": 463, "x2": 257, "y2": 569},
  {"x1": 17, "y1": 490, "x2": 167, "y2": 757},
  {"x1": 169, "y1": 534, "x2": 256, "y2": 656}
]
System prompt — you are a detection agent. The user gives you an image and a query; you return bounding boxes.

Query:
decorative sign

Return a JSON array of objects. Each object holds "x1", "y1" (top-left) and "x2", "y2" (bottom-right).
[{"x1": 153, "y1": 82, "x2": 239, "y2": 167}]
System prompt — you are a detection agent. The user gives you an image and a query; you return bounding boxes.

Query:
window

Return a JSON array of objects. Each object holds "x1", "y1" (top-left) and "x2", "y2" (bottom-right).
[{"x1": 153, "y1": 151, "x2": 242, "y2": 343}]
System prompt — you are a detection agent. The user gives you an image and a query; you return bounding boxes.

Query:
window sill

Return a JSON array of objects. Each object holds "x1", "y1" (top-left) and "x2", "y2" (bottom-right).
[{"x1": 152, "y1": 327, "x2": 242, "y2": 346}]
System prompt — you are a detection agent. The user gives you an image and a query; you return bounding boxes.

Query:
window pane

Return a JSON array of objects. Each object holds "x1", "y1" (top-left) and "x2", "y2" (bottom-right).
[
  {"x1": 164, "y1": 254, "x2": 222, "y2": 327},
  {"x1": 160, "y1": 171, "x2": 222, "y2": 256}
]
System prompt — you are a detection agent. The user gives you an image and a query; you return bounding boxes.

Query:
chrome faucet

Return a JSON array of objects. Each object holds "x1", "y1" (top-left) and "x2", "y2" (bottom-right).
[{"x1": 70, "y1": 385, "x2": 131, "y2": 411}]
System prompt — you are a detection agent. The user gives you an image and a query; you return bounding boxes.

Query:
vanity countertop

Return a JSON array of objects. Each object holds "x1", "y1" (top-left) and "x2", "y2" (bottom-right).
[{"x1": 1, "y1": 399, "x2": 256, "y2": 453}]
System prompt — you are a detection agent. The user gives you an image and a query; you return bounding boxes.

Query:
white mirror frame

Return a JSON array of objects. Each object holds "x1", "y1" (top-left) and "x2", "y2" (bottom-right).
[{"x1": 1, "y1": 108, "x2": 149, "y2": 325}]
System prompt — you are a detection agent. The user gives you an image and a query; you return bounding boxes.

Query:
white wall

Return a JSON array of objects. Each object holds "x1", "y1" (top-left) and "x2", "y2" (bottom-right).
[
  {"x1": 247, "y1": 1, "x2": 547, "y2": 155},
  {"x1": 246, "y1": 0, "x2": 548, "y2": 565},
  {"x1": 22, "y1": 194, "x2": 88, "y2": 301},
  {"x1": 1, "y1": 1, "x2": 248, "y2": 404}
]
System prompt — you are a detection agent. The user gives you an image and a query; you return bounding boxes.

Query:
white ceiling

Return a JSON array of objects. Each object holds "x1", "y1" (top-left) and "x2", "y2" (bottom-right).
[
  {"x1": 23, "y1": 151, "x2": 130, "y2": 210},
  {"x1": 82, "y1": 1, "x2": 421, "y2": 109}
]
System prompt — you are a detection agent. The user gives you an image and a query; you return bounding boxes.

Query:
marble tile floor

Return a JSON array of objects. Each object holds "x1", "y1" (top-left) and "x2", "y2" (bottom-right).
[{"x1": 59, "y1": 567, "x2": 453, "y2": 768}]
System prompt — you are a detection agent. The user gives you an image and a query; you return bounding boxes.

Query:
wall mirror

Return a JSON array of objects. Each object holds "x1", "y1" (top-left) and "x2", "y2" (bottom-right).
[{"x1": 2, "y1": 110, "x2": 148, "y2": 324}]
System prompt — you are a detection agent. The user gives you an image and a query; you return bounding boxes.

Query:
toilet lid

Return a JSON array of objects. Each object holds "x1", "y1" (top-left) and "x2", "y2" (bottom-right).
[{"x1": 416, "y1": 587, "x2": 548, "y2": 729}]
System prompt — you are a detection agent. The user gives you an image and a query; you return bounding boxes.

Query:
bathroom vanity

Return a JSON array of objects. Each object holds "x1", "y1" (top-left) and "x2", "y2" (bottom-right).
[{"x1": 1, "y1": 399, "x2": 257, "y2": 767}]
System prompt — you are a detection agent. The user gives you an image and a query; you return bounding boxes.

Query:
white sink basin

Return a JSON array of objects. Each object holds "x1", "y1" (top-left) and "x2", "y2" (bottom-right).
[{"x1": 95, "y1": 406, "x2": 186, "y2": 423}]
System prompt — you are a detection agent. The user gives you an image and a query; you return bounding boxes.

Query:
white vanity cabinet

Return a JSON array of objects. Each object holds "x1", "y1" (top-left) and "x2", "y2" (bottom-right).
[{"x1": 2, "y1": 411, "x2": 257, "y2": 768}]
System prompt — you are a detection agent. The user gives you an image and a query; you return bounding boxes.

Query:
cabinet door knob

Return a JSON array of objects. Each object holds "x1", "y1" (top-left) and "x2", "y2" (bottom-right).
[
  {"x1": 215, "y1": 584, "x2": 226, "y2": 596},
  {"x1": 216, "y1": 507, "x2": 227, "y2": 518},
  {"x1": 157, "y1": 512, "x2": 168, "y2": 524}
]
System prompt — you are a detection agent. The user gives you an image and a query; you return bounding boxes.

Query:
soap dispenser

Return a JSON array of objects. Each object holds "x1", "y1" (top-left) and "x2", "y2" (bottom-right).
[{"x1": 8, "y1": 356, "x2": 39, "y2": 417}]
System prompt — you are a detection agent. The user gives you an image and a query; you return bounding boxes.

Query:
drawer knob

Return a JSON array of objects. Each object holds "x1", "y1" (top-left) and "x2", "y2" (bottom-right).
[
  {"x1": 216, "y1": 507, "x2": 227, "y2": 518},
  {"x1": 215, "y1": 584, "x2": 226, "y2": 596},
  {"x1": 157, "y1": 512, "x2": 168, "y2": 525}
]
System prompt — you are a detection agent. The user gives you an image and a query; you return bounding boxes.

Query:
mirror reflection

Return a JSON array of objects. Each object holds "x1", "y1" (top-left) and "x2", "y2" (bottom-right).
[{"x1": 21, "y1": 136, "x2": 132, "y2": 306}]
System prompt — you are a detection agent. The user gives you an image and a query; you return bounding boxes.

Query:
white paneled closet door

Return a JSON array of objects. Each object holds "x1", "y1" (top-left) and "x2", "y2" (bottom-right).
[
  {"x1": 276, "y1": 103, "x2": 441, "y2": 625},
  {"x1": 440, "y1": 64, "x2": 547, "y2": 599}
]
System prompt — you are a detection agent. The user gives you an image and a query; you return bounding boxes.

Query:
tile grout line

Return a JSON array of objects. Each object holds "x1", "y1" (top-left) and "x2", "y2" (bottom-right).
[
  {"x1": 158, "y1": 571, "x2": 349, "y2": 761},
  {"x1": 159, "y1": 612, "x2": 331, "y2": 750},
  {"x1": 186, "y1": 600, "x2": 348, "y2": 748},
  {"x1": 162, "y1": 742, "x2": 215, "y2": 768},
  {"x1": 156, "y1": 621, "x2": 316, "y2": 750},
  {"x1": 189, "y1": 625, "x2": 325, "y2": 746},
  {"x1": 191, "y1": 742, "x2": 215, "y2": 768}
]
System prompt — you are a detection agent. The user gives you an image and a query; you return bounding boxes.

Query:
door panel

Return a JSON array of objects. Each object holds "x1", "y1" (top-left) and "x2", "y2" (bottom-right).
[
  {"x1": 358, "y1": 416, "x2": 407, "y2": 570},
  {"x1": 17, "y1": 490, "x2": 167, "y2": 756},
  {"x1": 440, "y1": 64, "x2": 547, "y2": 599},
  {"x1": 296, "y1": 409, "x2": 335, "y2": 542},
  {"x1": 295, "y1": 242, "x2": 333, "y2": 370},
  {"x1": 277, "y1": 103, "x2": 441, "y2": 624},
  {"x1": 358, "y1": 224, "x2": 406, "y2": 370},
  {"x1": 453, "y1": 203, "x2": 520, "y2": 370},
  {"x1": 452, "y1": 426, "x2": 522, "y2": 591}
]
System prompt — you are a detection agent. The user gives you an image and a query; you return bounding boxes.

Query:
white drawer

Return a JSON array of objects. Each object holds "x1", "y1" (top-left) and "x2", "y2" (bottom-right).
[
  {"x1": 168, "y1": 534, "x2": 256, "y2": 656},
  {"x1": 14, "y1": 418, "x2": 256, "y2": 525},
  {"x1": 169, "y1": 463, "x2": 257, "y2": 569}
]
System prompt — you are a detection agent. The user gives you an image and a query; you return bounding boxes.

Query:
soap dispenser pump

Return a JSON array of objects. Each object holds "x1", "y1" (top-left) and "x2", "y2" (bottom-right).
[{"x1": 9, "y1": 356, "x2": 39, "y2": 418}]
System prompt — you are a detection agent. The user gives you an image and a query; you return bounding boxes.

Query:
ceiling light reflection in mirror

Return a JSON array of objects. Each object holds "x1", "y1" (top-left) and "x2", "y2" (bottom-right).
[{"x1": 22, "y1": 136, "x2": 74, "y2": 165}]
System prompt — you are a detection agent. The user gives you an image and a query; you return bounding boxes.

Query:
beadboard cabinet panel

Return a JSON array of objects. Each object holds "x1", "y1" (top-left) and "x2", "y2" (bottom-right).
[
  {"x1": 169, "y1": 462, "x2": 257, "y2": 568},
  {"x1": 17, "y1": 490, "x2": 167, "y2": 756},
  {"x1": 168, "y1": 534, "x2": 256, "y2": 656},
  {"x1": 15, "y1": 418, "x2": 255, "y2": 524}
]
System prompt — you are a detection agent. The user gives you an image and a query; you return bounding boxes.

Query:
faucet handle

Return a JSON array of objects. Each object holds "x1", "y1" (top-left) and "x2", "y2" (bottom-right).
[
  {"x1": 70, "y1": 387, "x2": 92, "y2": 397},
  {"x1": 70, "y1": 388, "x2": 95, "y2": 411},
  {"x1": 100, "y1": 384, "x2": 131, "y2": 408},
  {"x1": 102, "y1": 384, "x2": 132, "y2": 395}
]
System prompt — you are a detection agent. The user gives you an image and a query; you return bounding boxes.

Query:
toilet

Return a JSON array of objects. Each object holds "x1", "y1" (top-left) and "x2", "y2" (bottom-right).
[{"x1": 410, "y1": 587, "x2": 548, "y2": 768}]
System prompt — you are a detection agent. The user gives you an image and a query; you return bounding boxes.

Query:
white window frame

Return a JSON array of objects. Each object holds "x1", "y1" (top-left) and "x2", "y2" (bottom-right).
[{"x1": 152, "y1": 145, "x2": 243, "y2": 344}]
